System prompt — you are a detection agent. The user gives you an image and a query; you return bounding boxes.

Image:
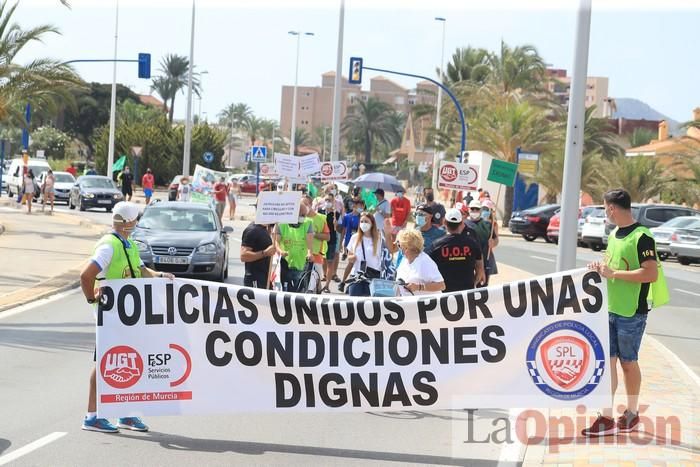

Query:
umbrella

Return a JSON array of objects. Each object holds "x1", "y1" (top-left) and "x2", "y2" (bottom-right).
[{"x1": 352, "y1": 172, "x2": 404, "y2": 193}]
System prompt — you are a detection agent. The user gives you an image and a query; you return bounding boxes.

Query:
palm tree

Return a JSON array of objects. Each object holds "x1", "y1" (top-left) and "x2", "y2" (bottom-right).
[
  {"x1": 487, "y1": 41, "x2": 547, "y2": 95},
  {"x1": 599, "y1": 155, "x2": 674, "y2": 203},
  {"x1": 292, "y1": 127, "x2": 311, "y2": 155},
  {"x1": 245, "y1": 115, "x2": 264, "y2": 147},
  {"x1": 342, "y1": 97, "x2": 402, "y2": 164},
  {"x1": 628, "y1": 127, "x2": 656, "y2": 148},
  {"x1": 157, "y1": 54, "x2": 200, "y2": 123},
  {"x1": 441, "y1": 46, "x2": 492, "y2": 86},
  {"x1": 581, "y1": 105, "x2": 623, "y2": 159},
  {"x1": 0, "y1": 1, "x2": 82, "y2": 126},
  {"x1": 150, "y1": 76, "x2": 172, "y2": 113},
  {"x1": 218, "y1": 102, "x2": 252, "y2": 130}
]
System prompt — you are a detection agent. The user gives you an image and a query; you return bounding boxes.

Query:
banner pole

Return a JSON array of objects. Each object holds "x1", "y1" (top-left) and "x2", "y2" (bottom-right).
[{"x1": 485, "y1": 183, "x2": 502, "y2": 263}]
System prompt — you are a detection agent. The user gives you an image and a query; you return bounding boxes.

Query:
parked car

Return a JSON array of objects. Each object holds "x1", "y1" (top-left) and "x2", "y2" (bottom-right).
[
  {"x1": 603, "y1": 204, "x2": 700, "y2": 247},
  {"x1": 235, "y1": 174, "x2": 271, "y2": 194},
  {"x1": 546, "y1": 205, "x2": 604, "y2": 244},
  {"x1": 669, "y1": 226, "x2": 700, "y2": 265},
  {"x1": 509, "y1": 204, "x2": 560, "y2": 242},
  {"x1": 6, "y1": 157, "x2": 50, "y2": 198},
  {"x1": 168, "y1": 175, "x2": 185, "y2": 201},
  {"x1": 132, "y1": 201, "x2": 232, "y2": 281},
  {"x1": 68, "y1": 175, "x2": 123, "y2": 212},
  {"x1": 36, "y1": 171, "x2": 75, "y2": 204},
  {"x1": 651, "y1": 216, "x2": 700, "y2": 260},
  {"x1": 580, "y1": 208, "x2": 608, "y2": 251}
]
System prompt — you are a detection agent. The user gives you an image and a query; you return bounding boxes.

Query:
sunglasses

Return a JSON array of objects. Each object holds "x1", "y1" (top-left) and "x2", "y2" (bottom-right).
[{"x1": 470, "y1": 207, "x2": 481, "y2": 212}]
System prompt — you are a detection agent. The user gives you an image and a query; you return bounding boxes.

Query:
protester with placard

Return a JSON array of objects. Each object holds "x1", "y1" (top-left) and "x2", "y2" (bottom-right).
[
  {"x1": 273, "y1": 204, "x2": 314, "y2": 292},
  {"x1": 429, "y1": 208, "x2": 485, "y2": 292},
  {"x1": 583, "y1": 188, "x2": 669, "y2": 437},
  {"x1": 395, "y1": 229, "x2": 445, "y2": 296}
]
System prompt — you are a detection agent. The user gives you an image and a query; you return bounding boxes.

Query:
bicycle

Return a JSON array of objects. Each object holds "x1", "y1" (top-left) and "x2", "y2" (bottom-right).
[
  {"x1": 290, "y1": 260, "x2": 323, "y2": 294},
  {"x1": 344, "y1": 271, "x2": 413, "y2": 297}
]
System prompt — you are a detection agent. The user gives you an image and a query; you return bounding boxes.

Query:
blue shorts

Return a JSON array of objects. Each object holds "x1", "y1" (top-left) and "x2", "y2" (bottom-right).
[
  {"x1": 144, "y1": 188, "x2": 153, "y2": 197},
  {"x1": 325, "y1": 241, "x2": 337, "y2": 260},
  {"x1": 609, "y1": 312, "x2": 647, "y2": 362}
]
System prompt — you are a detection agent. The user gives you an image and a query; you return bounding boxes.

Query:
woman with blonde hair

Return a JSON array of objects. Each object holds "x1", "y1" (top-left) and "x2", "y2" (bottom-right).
[
  {"x1": 395, "y1": 229, "x2": 445, "y2": 296},
  {"x1": 345, "y1": 213, "x2": 384, "y2": 297}
]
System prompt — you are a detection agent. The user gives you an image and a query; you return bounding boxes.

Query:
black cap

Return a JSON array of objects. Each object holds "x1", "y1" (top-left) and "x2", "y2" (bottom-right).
[
  {"x1": 415, "y1": 203, "x2": 434, "y2": 215},
  {"x1": 374, "y1": 188, "x2": 385, "y2": 196}
]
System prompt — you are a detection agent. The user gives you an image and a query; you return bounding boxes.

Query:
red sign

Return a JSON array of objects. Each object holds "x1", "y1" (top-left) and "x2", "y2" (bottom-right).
[
  {"x1": 437, "y1": 161, "x2": 479, "y2": 192},
  {"x1": 100, "y1": 345, "x2": 144, "y2": 389},
  {"x1": 540, "y1": 335, "x2": 590, "y2": 390}
]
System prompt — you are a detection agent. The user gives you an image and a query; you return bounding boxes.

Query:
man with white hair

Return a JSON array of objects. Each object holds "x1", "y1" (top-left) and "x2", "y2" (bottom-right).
[{"x1": 79, "y1": 202, "x2": 174, "y2": 433}]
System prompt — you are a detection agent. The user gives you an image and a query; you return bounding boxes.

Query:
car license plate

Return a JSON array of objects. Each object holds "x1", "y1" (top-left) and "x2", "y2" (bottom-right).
[
  {"x1": 97, "y1": 199, "x2": 112, "y2": 204},
  {"x1": 155, "y1": 256, "x2": 189, "y2": 265},
  {"x1": 511, "y1": 217, "x2": 522, "y2": 222}
]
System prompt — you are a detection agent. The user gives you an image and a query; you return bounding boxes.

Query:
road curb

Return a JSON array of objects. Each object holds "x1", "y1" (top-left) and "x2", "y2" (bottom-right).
[{"x1": 0, "y1": 268, "x2": 82, "y2": 313}]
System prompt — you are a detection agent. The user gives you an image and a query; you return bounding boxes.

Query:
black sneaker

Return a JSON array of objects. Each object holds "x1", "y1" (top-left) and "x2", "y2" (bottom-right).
[
  {"x1": 581, "y1": 413, "x2": 617, "y2": 437},
  {"x1": 617, "y1": 410, "x2": 640, "y2": 433},
  {"x1": 338, "y1": 282, "x2": 345, "y2": 293}
]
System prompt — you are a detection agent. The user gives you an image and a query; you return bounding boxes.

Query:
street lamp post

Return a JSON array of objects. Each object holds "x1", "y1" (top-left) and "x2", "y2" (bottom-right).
[
  {"x1": 330, "y1": 0, "x2": 345, "y2": 162},
  {"x1": 431, "y1": 16, "x2": 446, "y2": 191},
  {"x1": 198, "y1": 70, "x2": 209, "y2": 122},
  {"x1": 182, "y1": 0, "x2": 196, "y2": 177},
  {"x1": 106, "y1": 0, "x2": 120, "y2": 179},
  {"x1": 288, "y1": 30, "x2": 314, "y2": 157}
]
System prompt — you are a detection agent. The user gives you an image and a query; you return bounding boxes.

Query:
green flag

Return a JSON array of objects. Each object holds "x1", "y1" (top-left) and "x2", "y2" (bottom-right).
[
  {"x1": 361, "y1": 188, "x2": 378, "y2": 210},
  {"x1": 307, "y1": 182, "x2": 318, "y2": 198},
  {"x1": 113, "y1": 155, "x2": 127, "y2": 172}
]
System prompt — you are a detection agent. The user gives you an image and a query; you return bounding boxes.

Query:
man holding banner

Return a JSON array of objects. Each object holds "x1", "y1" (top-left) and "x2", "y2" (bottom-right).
[
  {"x1": 240, "y1": 221, "x2": 275, "y2": 289},
  {"x1": 584, "y1": 189, "x2": 669, "y2": 437}
]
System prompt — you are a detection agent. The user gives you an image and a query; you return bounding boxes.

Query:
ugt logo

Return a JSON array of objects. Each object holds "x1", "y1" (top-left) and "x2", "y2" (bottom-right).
[
  {"x1": 526, "y1": 320, "x2": 605, "y2": 401},
  {"x1": 440, "y1": 164, "x2": 458, "y2": 182},
  {"x1": 100, "y1": 345, "x2": 144, "y2": 389}
]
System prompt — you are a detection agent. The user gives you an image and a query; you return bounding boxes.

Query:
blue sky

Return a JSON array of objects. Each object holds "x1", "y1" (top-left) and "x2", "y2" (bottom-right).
[{"x1": 13, "y1": 0, "x2": 700, "y2": 124}]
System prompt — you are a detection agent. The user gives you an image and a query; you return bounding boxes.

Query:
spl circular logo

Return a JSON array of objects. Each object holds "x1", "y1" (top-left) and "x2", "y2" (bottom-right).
[
  {"x1": 321, "y1": 163, "x2": 333, "y2": 177},
  {"x1": 100, "y1": 345, "x2": 144, "y2": 389},
  {"x1": 440, "y1": 164, "x2": 458, "y2": 182},
  {"x1": 526, "y1": 320, "x2": 605, "y2": 400}
]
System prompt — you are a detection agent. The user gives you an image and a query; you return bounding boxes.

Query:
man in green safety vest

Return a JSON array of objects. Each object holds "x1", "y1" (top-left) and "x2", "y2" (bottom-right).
[
  {"x1": 583, "y1": 189, "x2": 669, "y2": 437},
  {"x1": 79, "y1": 202, "x2": 175, "y2": 433},
  {"x1": 273, "y1": 203, "x2": 314, "y2": 292}
]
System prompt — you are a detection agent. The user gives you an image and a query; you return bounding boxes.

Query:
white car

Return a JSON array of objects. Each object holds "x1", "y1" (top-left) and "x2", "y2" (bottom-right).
[
  {"x1": 6, "y1": 157, "x2": 50, "y2": 198},
  {"x1": 580, "y1": 208, "x2": 607, "y2": 251},
  {"x1": 36, "y1": 171, "x2": 76, "y2": 204},
  {"x1": 669, "y1": 228, "x2": 700, "y2": 266}
]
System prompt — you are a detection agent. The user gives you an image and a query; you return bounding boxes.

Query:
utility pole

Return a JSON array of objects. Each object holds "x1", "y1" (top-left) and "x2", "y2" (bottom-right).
[
  {"x1": 182, "y1": 0, "x2": 196, "y2": 176},
  {"x1": 330, "y1": 0, "x2": 345, "y2": 162}
]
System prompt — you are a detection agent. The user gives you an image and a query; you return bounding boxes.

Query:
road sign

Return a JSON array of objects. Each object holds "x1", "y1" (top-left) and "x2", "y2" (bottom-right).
[
  {"x1": 138, "y1": 53, "x2": 151, "y2": 79},
  {"x1": 487, "y1": 159, "x2": 518, "y2": 186},
  {"x1": 349, "y1": 57, "x2": 363, "y2": 84},
  {"x1": 203, "y1": 152, "x2": 214, "y2": 164},
  {"x1": 517, "y1": 151, "x2": 539, "y2": 177},
  {"x1": 251, "y1": 146, "x2": 268, "y2": 162},
  {"x1": 437, "y1": 161, "x2": 479, "y2": 192}
]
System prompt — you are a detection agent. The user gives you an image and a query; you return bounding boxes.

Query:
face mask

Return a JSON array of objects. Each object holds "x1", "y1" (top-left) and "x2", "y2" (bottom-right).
[
  {"x1": 469, "y1": 212, "x2": 481, "y2": 221},
  {"x1": 357, "y1": 208, "x2": 364, "y2": 214},
  {"x1": 359, "y1": 222, "x2": 372, "y2": 233},
  {"x1": 482, "y1": 209, "x2": 491, "y2": 220},
  {"x1": 298, "y1": 216, "x2": 306, "y2": 224},
  {"x1": 415, "y1": 215, "x2": 426, "y2": 227},
  {"x1": 330, "y1": 190, "x2": 337, "y2": 196},
  {"x1": 397, "y1": 193, "x2": 404, "y2": 199},
  {"x1": 425, "y1": 194, "x2": 434, "y2": 202},
  {"x1": 324, "y1": 201, "x2": 332, "y2": 210}
]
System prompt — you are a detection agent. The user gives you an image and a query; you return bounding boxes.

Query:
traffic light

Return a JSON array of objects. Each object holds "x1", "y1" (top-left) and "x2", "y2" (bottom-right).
[
  {"x1": 138, "y1": 53, "x2": 151, "y2": 79},
  {"x1": 348, "y1": 57, "x2": 363, "y2": 84}
]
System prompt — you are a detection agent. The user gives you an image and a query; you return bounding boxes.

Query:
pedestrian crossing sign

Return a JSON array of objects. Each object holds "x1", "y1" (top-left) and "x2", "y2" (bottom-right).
[{"x1": 251, "y1": 146, "x2": 267, "y2": 162}]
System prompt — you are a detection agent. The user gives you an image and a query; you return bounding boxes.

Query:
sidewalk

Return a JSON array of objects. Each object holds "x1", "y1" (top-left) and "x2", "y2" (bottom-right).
[{"x1": 0, "y1": 205, "x2": 106, "y2": 311}]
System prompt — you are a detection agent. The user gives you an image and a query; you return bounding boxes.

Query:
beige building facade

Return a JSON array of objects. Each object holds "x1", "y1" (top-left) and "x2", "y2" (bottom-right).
[
  {"x1": 279, "y1": 71, "x2": 437, "y2": 144},
  {"x1": 546, "y1": 68, "x2": 610, "y2": 117}
]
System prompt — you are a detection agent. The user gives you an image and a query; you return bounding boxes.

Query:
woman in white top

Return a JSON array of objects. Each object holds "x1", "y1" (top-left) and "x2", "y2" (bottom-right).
[
  {"x1": 177, "y1": 176, "x2": 192, "y2": 202},
  {"x1": 395, "y1": 229, "x2": 445, "y2": 296},
  {"x1": 21, "y1": 169, "x2": 37, "y2": 214},
  {"x1": 42, "y1": 169, "x2": 56, "y2": 214},
  {"x1": 346, "y1": 213, "x2": 384, "y2": 297}
]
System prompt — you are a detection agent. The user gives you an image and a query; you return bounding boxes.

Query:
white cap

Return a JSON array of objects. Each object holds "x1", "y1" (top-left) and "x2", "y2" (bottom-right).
[
  {"x1": 469, "y1": 199, "x2": 482, "y2": 209},
  {"x1": 112, "y1": 202, "x2": 140, "y2": 223},
  {"x1": 445, "y1": 208, "x2": 463, "y2": 223}
]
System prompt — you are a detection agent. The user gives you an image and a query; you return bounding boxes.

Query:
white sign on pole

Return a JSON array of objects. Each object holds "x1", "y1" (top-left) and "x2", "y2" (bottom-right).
[
  {"x1": 254, "y1": 190, "x2": 302, "y2": 225},
  {"x1": 298, "y1": 153, "x2": 321, "y2": 177},
  {"x1": 95, "y1": 269, "x2": 611, "y2": 416},
  {"x1": 258, "y1": 163, "x2": 278, "y2": 177},
  {"x1": 437, "y1": 160, "x2": 480, "y2": 192},
  {"x1": 274, "y1": 153, "x2": 298, "y2": 178},
  {"x1": 319, "y1": 161, "x2": 349, "y2": 180}
]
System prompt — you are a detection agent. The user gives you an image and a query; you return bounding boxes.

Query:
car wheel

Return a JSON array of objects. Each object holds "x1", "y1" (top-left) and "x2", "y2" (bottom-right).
[
  {"x1": 591, "y1": 243, "x2": 602, "y2": 252},
  {"x1": 544, "y1": 235, "x2": 554, "y2": 244},
  {"x1": 678, "y1": 257, "x2": 691, "y2": 266},
  {"x1": 224, "y1": 264, "x2": 229, "y2": 279},
  {"x1": 69, "y1": 196, "x2": 75, "y2": 210},
  {"x1": 106, "y1": 207, "x2": 112, "y2": 213},
  {"x1": 522, "y1": 234, "x2": 537, "y2": 242},
  {"x1": 658, "y1": 252, "x2": 668, "y2": 261},
  {"x1": 79, "y1": 197, "x2": 86, "y2": 211}
]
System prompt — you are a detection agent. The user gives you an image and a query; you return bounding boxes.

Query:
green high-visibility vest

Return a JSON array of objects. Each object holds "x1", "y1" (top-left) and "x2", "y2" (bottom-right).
[
  {"x1": 279, "y1": 220, "x2": 311, "y2": 270},
  {"x1": 95, "y1": 233, "x2": 143, "y2": 281},
  {"x1": 309, "y1": 213, "x2": 328, "y2": 256},
  {"x1": 606, "y1": 225, "x2": 669, "y2": 317}
]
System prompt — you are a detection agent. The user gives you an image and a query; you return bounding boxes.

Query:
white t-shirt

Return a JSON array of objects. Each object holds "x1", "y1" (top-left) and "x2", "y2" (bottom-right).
[
  {"x1": 348, "y1": 233, "x2": 382, "y2": 274},
  {"x1": 396, "y1": 251, "x2": 444, "y2": 296},
  {"x1": 374, "y1": 199, "x2": 391, "y2": 229},
  {"x1": 178, "y1": 183, "x2": 192, "y2": 201},
  {"x1": 90, "y1": 238, "x2": 145, "y2": 274}
]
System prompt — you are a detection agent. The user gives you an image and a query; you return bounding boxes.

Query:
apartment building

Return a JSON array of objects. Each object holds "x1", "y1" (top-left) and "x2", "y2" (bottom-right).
[{"x1": 546, "y1": 68, "x2": 610, "y2": 117}]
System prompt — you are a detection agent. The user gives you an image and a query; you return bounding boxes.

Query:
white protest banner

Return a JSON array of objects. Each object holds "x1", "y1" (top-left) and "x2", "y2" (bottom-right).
[
  {"x1": 254, "y1": 190, "x2": 302, "y2": 225},
  {"x1": 298, "y1": 153, "x2": 321, "y2": 177},
  {"x1": 437, "y1": 161, "x2": 479, "y2": 192},
  {"x1": 320, "y1": 161, "x2": 349, "y2": 181},
  {"x1": 259, "y1": 163, "x2": 278, "y2": 177},
  {"x1": 191, "y1": 164, "x2": 228, "y2": 203},
  {"x1": 274, "y1": 153, "x2": 298, "y2": 178},
  {"x1": 96, "y1": 269, "x2": 611, "y2": 417}
]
